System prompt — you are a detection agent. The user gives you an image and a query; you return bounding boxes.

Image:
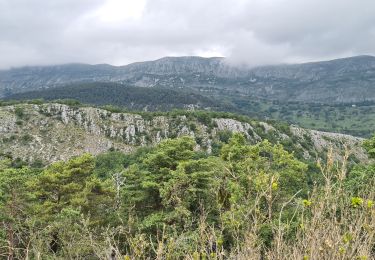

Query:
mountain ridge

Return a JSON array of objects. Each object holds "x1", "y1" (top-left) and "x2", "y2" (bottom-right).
[
  {"x1": 2, "y1": 55, "x2": 375, "y2": 103},
  {"x1": 0, "y1": 102, "x2": 367, "y2": 164}
]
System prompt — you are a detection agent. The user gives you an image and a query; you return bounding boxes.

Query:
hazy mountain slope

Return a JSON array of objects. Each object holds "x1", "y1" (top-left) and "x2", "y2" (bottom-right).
[
  {"x1": 0, "y1": 103, "x2": 367, "y2": 164},
  {"x1": 0, "y1": 63, "x2": 117, "y2": 95},
  {"x1": 1, "y1": 55, "x2": 375, "y2": 103}
]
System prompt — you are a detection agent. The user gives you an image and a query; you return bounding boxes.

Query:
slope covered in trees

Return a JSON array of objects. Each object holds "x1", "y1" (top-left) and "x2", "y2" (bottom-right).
[
  {"x1": 0, "y1": 133, "x2": 374, "y2": 259},
  {"x1": 0, "y1": 102, "x2": 367, "y2": 164},
  {"x1": 4, "y1": 83, "x2": 375, "y2": 137},
  {"x1": 3, "y1": 82, "x2": 228, "y2": 111}
]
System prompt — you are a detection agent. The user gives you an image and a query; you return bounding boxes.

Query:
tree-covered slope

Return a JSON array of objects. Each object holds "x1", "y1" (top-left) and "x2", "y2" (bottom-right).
[
  {"x1": 3, "y1": 82, "x2": 230, "y2": 111},
  {"x1": 4, "y1": 82, "x2": 375, "y2": 137},
  {"x1": 0, "y1": 102, "x2": 367, "y2": 164},
  {"x1": 1, "y1": 124, "x2": 374, "y2": 259}
]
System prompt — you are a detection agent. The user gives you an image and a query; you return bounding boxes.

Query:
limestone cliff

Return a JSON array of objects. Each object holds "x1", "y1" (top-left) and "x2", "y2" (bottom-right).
[{"x1": 0, "y1": 103, "x2": 367, "y2": 163}]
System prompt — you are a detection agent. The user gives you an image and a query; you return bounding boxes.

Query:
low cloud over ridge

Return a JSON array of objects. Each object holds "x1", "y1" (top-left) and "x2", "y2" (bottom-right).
[{"x1": 1, "y1": 0, "x2": 375, "y2": 69}]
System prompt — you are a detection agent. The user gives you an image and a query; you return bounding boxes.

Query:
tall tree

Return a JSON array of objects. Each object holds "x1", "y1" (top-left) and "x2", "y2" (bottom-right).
[{"x1": 0, "y1": 161, "x2": 35, "y2": 259}]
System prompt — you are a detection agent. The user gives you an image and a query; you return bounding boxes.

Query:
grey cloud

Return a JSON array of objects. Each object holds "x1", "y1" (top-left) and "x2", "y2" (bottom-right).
[{"x1": 1, "y1": 0, "x2": 375, "y2": 69}]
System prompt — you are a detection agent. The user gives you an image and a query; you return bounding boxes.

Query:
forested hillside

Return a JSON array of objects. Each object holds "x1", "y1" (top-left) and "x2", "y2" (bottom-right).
[
  {"x1": 0, "y1": 101, "x2": 373, "y2": 259},
  {"x1": 3, "y1": 83, "x2": 227, "y2": 111},
  {"x1": 1, "y1": 128, "x2": 374, "y2": 259},
  {"x1": 0, "y1": 102, "x2": 367, "y2": 164},
  {"x1": 5, "y1": 82, "x2": 375, "y2": 137}
]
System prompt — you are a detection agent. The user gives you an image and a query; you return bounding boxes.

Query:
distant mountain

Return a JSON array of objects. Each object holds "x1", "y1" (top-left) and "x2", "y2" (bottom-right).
[{"x1": 1, "y1": 55, "x2": 375, "y2": 103}]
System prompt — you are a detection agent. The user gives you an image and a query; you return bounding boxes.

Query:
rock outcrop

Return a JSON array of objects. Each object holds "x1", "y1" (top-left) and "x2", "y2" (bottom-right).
[{"x1": 0, "y1": 103, "x2": 367, "y2": 164}]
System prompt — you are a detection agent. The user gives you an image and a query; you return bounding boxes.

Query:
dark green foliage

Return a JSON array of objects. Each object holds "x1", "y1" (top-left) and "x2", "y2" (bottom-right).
[
  {"x1": 0, "y1": 133, "x2": 373, "y2": 258},
  {"x1": 195, "y1": 112, "x2": 213, "y2": 125},
  {"x1": 345, "y1": 133, "x2": 375, "y2": 193},
  {"x1": 53, "y1": 98, "x2": 81, "y2": 106},
  {"x1": 218, "y1": 130, "x2": 233, "y2": 143},
  {"x1": 94, "y1": 151, "x2": 128, "y2": 179},
  {"x1": 363, "y1": 134, "x2": 375, "y2": 158},
  {"x1": 14, "y1": 107, "x2": 25, "y2": 118},
  {"x1": 4, "y1": 82, "x2": 224, "y2": 111},
  {"x1": 21, "y1": 134, "x2": 33, "y2": 143},
  {"x1": 29, "y1": 154, "x2": 115, "y2": 224},
  {"x1": 345, "y1": 164, "x2": 375, "y2": 194},
  {"x1": 231, "y1": 97, "x2": 375, "y2": 137}
]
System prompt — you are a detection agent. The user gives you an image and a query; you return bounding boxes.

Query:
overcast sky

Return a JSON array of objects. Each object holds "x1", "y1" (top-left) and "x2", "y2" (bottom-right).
[{"x1": 1, "y1": 0, "x2": 375, "y2": 69}]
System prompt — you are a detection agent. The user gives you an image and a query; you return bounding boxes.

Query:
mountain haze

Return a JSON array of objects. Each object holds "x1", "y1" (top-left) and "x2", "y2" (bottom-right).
[{"x1": 2, "y1": 55, "x2": 375, "y2": 104}]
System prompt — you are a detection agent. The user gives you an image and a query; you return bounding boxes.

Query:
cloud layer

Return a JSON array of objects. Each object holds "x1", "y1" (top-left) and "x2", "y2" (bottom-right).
[{"x1": 1, "y1": 0, "x2": 375, "y2": 69}]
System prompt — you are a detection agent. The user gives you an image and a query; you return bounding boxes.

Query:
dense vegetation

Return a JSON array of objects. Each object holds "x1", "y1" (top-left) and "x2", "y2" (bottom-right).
[
  {"x1": 225, "y1": 94, "x2": 375, "y2": 138},
  {"x1": 1, "y1": 131, "x2": 374, "y2": 259},
  {"x1": 3, "y1": 83, "x2": 231, "y2": 112},
  {"x1": 4, "y1": 82, "x2": 375, "y2": 137}
]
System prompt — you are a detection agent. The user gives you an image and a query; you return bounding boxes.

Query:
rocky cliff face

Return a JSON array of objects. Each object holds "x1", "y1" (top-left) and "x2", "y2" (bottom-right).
[{"x1": 0, "y1": 103, "x2": 367, "y2": 163}]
